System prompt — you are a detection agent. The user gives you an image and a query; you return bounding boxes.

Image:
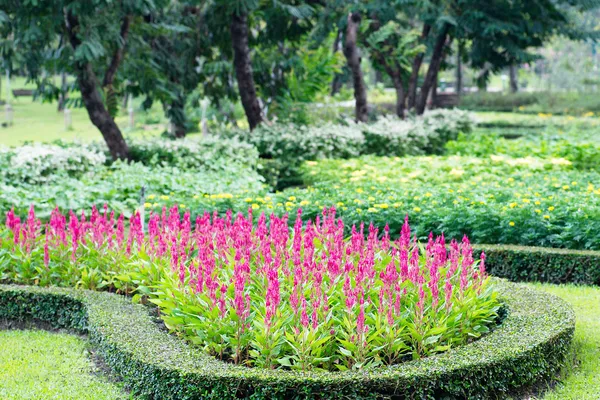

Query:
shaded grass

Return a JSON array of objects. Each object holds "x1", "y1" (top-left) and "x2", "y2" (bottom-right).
[
  {"x1": 525, "y1": 284, "x2": 600, "y2": 400},
  {"x1": 0, "y1": 329, "x2": 131, "y2": 400},
  {"x1": 0, "y1": 98, "x2": 165, "y2": 146}
]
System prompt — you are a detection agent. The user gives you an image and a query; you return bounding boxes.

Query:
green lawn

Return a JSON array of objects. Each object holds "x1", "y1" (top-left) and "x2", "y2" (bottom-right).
[
  {"x1": 0, "y1": 329, "x2": 130, "y2": 399},
  {"x1": 0, "y1": 98, "x2": 165, "y2": 146},
  {"x1": 527, "y1": 284, "x2": 600, "y2": 400}
]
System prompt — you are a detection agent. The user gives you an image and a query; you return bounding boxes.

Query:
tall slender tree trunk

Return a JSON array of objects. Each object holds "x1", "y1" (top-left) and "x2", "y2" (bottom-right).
[
  {"x1": 392, "y1": 72, "x2": 405, "y2": 118},
  {"x1": 416, "y1": 24, "x2": 450, "y2": 115},
  {"x1": 407, "y1": 24, "x2": 431, "y2": 110},
  {"x1": 456, "y1": 42, "x2": 463, "y2": 96},
  {"x1": 343, "y1": 12, "x2": 368, "y2": 123},
  {"x1": 509, "y1": 64, "x2": 518, "y2": 93},
  {"x1": 331, "y1": 29, "x2": 344, "y2": 96},
  {"x1": 230, "y1": 12, "x2": 263, "y2": 130}
]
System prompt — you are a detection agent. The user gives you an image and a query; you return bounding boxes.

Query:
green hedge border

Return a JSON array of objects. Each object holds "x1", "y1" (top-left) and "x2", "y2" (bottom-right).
[
  {"x1": 475, "y1": 244, "x2": 600, "y2": 286},
  {"x1": 0, "y1": 280, "x2": 574, "y2": 399}
]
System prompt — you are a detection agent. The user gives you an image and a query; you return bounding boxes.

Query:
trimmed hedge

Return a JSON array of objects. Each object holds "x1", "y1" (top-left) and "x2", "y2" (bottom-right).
[
  {"x1": 0, "y1": 280, "x2": 574, "y2": 400},
  {"x1": 475, "y1": 244, "x2": 600, "y2": 286}
]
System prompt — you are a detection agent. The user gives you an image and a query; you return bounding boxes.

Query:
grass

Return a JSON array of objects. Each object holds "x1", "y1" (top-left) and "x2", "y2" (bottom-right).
[
  {"x1": 0, "y1": 98, "x2": 165, "y2": 146},
  {"x1": 0, "y1": 329, "x2": 131, "y2": 399},
  {"x1": 523, "y1": 284, "x2": 600, "y2": 400}
]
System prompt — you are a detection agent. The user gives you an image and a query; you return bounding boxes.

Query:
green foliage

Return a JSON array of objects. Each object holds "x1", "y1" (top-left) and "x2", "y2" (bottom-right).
[
  {"x1": 0, "y1": 281, "x2": 576, "y2": 399},
  {"x1": 474, "y1": 245, "x2": 600, "y2": 286},
  {"x1": 223, "y1": 109, "x2": 475, "y2": 189},
  {"x1": 459, "y1": 91, "x2": 600, "y2": 115},
  {"x1": 0, "y1": 138, "x2": 265, "y2": 217},
  {"x1": 286, "y1": 155, "x2": 600, "y2": 250}
]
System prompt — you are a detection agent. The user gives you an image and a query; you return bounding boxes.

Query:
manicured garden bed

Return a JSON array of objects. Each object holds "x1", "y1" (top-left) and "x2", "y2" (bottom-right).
[{"x1": 0, "y1": 280, "x2": 574, "y2": 399}]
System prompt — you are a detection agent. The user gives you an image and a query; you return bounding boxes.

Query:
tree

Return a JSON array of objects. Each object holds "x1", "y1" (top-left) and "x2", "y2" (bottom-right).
[
  {"x1": 0, "y1": 1, "x2": 162, "y2": 159},
  {"x1": 344, "y1": 12, "x2": 368, "y2": 122}
]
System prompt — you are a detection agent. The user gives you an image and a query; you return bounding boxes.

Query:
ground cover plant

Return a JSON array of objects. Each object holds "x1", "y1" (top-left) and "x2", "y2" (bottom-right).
[
  {"x1": 277, "y1": 155, "x2": 600, "y2": 250},
  {"x1": 1, "y1": 205, "x2": 499, "y2": 372}
]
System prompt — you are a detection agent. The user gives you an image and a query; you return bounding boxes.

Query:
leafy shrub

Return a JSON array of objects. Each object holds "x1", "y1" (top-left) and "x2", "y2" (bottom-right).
[
  {"x1": 459, "y1": 91, "x2": 600, "y2": 115},
  {"x1": 127, "y1": 136, "x2": 260, "y2": 172},
  {"x1": 0, "y1": 280, "x2": 575, "y2": 399},
  {"x1": 223, "y1": 109, "x2": 475, "y2": 189},
  {"x1": 473, "y1": 244, "x2": 600, "y2": 286},
  {"x1": 0, "y1": 142, "x2": 106, "y2": 184},
  {"x1": 447, "y1": 131, "x2": 600, "y2": 169},
  {"x1": 0, "y1": 161, "x2": 265, "y2": 218},
  {"x1": 1, "y1": 206, "x2": 499, "y2": 371}
]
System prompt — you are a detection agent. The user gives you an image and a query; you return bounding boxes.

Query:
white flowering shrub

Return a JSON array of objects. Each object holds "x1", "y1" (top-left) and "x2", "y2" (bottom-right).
[{"x1": 0, "y1": 142, "x2": 106, "y2": 184}]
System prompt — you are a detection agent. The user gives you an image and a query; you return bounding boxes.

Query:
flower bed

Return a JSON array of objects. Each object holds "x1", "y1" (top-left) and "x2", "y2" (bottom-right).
[
  {"x1": 0, "y1": 280, "x2": 574, "y2": 399},
  {"x1": 2, "y1": 206, "x2": 499, "y2": 371}
]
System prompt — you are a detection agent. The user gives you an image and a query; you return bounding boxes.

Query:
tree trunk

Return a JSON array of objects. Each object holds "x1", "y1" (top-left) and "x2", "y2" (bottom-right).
[
  {"x1": 456, "y1": 42, "x2": 463, "y2": 96},
  {"x1": 407, "y1": 24, "x2": 431, "y2": 110},
  {"x1": 343, "y1": 12, "x2": 368, "y2": 123},
  {"x1": 230, "y1": 11, "x2": 263, "y2": 130},
  {"x1": 330, "y1": 29, "x2": 344, "y2": 96},
  {"x1": 416, "y1": 24, "x2": 450, "y2": 115},
  {"x1": 392, "y1": 72, "x2": 405, "y2": 119},
  {"x1": 77, "y1": 63, "x2": 130, "y2": 160},
  {"x1": 64, "y1": 9, "x2": 129, "y2": 160},
  {"x1": 509, "y1": 64, "x2": 518, "y2": 93}
]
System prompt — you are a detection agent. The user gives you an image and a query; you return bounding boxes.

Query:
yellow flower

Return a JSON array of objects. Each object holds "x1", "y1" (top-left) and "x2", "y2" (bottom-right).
[
  {"x1": 367, "y1": 207, "x2": 378, "y2": 213},
  {"x1": 522, "y1": 199, "x2": 531, "y2": 204},
  {"x1": 299, "y1": 200, "x2": 310, "y2": 206},
  {"x1": 534, "y1": 201, "x2": 541, "y2": 205},
  {"x1": 535, "y1": 209, "x2": 541, "y2": 214},
  {"x1": 336, "y1": 202, "x2": 344, "y2": 207},
  {"x1": 147, "y1": 194, "x2": 156, "y2": 200},
  {"x1": 413, "y1": 207, "x2": 421, "y2": 213},
  {"x1": 562, "y1": 185, "x2": 570, "y2": 190},
  {"x1": 153, "y1": 202, "x2": 158, "y2": 208},
  {"x1": 543, "y1": 215, "x2": 550, "y2": 219},
  {"x1": 548, "y1": 206, "x2": 555, "y2": 211},
  {"x1": 159, "y1": 195, "x2": 169, "y2": 201},
  {"x1": 356, "y1": 188, "x2": 364, "y2": 193},
  {"x1": 288, "y1": 196, "x2": 297, "y2": 201},
  {"x1": 509, "y1": 221, "x2": 515, "y2": 227},
  {"x1": 453, "y1": 200, "x2": 459, "y2": 205},
  {"x1": 252, "y1": 203, "x2": 260, "y2": 210},
  {"x1": 393, "y1": 202, "x2": 402, "y2": 208},
  {"x1": 357, "y1": 208, "x2": 362, "y2": 213},
  {"x1": 376, "y1": 203, "x2": 389, "y2": 209},
  {"x1": 244, "y1": 197, "x2": 253, "y2": 203},
  {"x1": 509, "y1": 202, "x2": 518, "y2": 208},
  {"x1": 368, "y1": 196, "x2": 375, "y2": 201},
  {"x1": 285, "y1": 202, "x2": 294, "y2": 207},
  {"x1": 424, "y1": 192, "x2": 432, "y2": 197},
  {"x1": 144, "y1": 202, "x2": 152, "y2": 208},
  {"x1": 571, "y1": 181, "x2": 577, "y2": 186},
  {"x1": 180, "y1": 204, "x2": 186, "y2": 209}
]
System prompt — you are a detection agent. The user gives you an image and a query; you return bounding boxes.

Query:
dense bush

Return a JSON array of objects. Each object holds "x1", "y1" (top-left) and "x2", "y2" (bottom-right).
[
  {"x1": 222, "y1": 109, "x2": 475, "y2": 189},
  {"x1": 0, "y1": 280, "x2": 575, "y2": 399},
  {"x1": 0, "y1": 161, "x2": 265, "y2": 218},
  {"x1": 1, "y1": 206, "x2": 499, "y2": 371},
  {"x1": 473, "y1": 244, "x2": 600, "y2": 286},
  {"x1": 447, "y1": 131, "x2": 600, "y2": 169},
  {"x1": 0, "y1": 142, "x2": 106, "y2": 184},
  {"x1": 459, "y1": 91, "x2": 600, "y2": 115}
]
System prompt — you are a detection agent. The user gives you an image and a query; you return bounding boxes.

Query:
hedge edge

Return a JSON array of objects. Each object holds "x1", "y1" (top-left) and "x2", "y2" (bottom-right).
[
  {"x1": 474, "y1": 244, "x2": 600, "y2": 286},
  {"x1": 0, "y1": 280, "x2": 574, "y2": 400}
]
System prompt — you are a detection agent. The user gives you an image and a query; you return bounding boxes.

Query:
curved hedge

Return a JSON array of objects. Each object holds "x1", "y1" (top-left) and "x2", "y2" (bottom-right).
[
  {"x1": 0, "y1": 280, "x2": 574, "y2": 400},
  {"x1": 474, "y1": 244, "x2": 600, "y2": 286}
]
